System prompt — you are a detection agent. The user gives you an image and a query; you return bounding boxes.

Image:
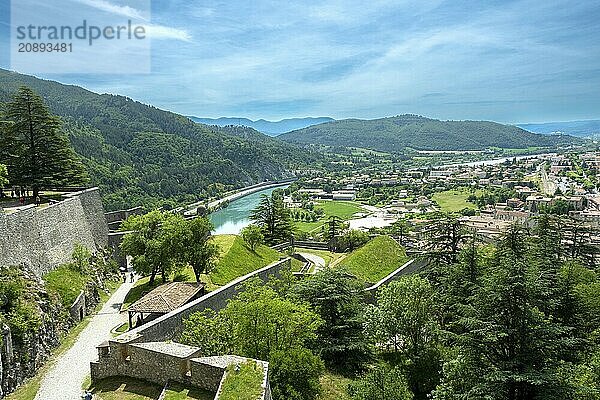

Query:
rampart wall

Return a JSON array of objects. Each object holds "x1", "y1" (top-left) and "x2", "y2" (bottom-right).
[
  {"x1": 91, "y1": 258, "x2": 288, "y2": 399},
  {"x1": 0, "y1": 188, "x2": 108, "y2": 277}
]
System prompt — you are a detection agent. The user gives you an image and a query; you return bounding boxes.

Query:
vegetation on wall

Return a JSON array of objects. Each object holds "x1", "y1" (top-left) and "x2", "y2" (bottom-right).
[
  {"x1": 0, "y1": 266, "x2": 42, "y2": 344},
  {"x1": 218, "y1": 361, "x2": 265, "y2": 400}
]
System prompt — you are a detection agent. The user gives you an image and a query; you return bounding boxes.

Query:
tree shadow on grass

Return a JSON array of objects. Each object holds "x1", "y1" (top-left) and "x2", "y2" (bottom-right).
[{"x1": 90, "y1": 376, "x2": 162, "y2": 399}]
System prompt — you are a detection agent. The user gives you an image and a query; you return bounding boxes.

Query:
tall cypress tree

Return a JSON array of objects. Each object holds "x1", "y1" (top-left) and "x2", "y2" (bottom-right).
[{"x1": 1, "y1": 86, "x2": 87, "y2": 197}]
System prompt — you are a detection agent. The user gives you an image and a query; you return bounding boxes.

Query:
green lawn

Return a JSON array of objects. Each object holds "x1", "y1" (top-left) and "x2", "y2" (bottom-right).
[
  {"x1": 219, "y1": 361, "x2": 264, "y2": 400},
  {"x1": 431, "y1": 188, "x2": 477, "y2": 213},
  {"x1": 90, "y1": 377, "x2": 162, "y2": 400},
  {"x1": 43, "y1": 265, "x2": 89, "y2": 306},
  {"x1": 164, "y1": 382, "x2": 214, "y2": 400},
  {"x1": 337, "y1": 236, "x2": 409, "y2": 284},
  {"x1": 209, "y1": 234, "x2": 282, "y2": 286},
  {"x1": 294, "y1": 200, "x2": 365, "y2": 233},
  {"x1": 318, "y1": 200, "x2": 365, "y2": 219}
]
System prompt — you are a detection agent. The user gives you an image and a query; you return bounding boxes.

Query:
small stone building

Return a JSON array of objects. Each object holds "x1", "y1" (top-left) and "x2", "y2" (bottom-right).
[{"x1": 127, "y1": 282, "x2": 205, "y2": 329}]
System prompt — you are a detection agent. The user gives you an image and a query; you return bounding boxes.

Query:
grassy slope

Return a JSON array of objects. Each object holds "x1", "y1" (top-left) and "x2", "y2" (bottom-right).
[
  {"x1": 338, "y1": 236, "x2": 409, "y2": 284},
  {"x1": 43, "y1": 265, "x2": 89, "y2": 306},
  {"x1": 209, "y1": 235, "x2": 282, "y2": 286},
  {"x1": 123, "y1": 234, "x2": 282, "y2": 308}
]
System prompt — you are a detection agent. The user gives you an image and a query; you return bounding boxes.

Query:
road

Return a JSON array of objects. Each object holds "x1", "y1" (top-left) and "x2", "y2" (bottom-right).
[
  {"x1": 34, "y1": 280, "x2": 135, "y2": 400},
  {"x1": 297, "y1": 252, "x2": 326, "y2": 273}
]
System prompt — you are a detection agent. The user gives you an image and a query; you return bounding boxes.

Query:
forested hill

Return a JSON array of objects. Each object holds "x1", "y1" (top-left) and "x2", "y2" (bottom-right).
[
  {"x1": 189, "y1": 116, "x2": 335, "y2": 136},
  {"x1": 279, "y1": 114, "x2": 578, "y2": 152},
  {"x1": 0, "y1": 69, "x2": 312, "y2": 211}
]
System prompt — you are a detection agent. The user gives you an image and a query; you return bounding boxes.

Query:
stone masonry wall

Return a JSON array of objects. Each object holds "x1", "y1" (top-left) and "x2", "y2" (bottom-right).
[
  {"x1": 363, "y1": 258, "x2": 430, "y2": 303},
  {"x1": 91, "y1": 343, "x2": 269, "y2": 398},
  {"x1": 91, "y1": 258, "x2": 288, "y2": 397},
  {"x1": 0, "y1": 188, "x2": 108, "y2": 277},
  {"x1": 116, "y1": 257, "x2": 291, "y2": 343}
]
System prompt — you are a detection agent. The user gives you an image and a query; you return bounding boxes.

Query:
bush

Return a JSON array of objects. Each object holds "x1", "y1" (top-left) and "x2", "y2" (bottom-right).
[
  {"x1": 0, "y1": 271, "x2": 25, "y2": 312},
  {"x1": 7, "y1": 301, "x2": 42, "y2": 342},
  {"x1": 348, "y1": 364, "x2": 412, "y2": 400},
  {"x1": 270, "y1": 348, "x2": 324, "y2": 400},
  {"x1": 71, "y1": 243, "x2": 92, "y2": 273}
]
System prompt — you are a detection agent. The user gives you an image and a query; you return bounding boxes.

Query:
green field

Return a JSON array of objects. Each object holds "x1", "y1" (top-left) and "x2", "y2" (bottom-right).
[
  {"x1": 294, "y1": 200, "x2": 365, "y2": 233},
  {"x1": 338, "y1": 235, "x2": 409, "y2": 284},
  {"x1": 431, "y1": 188, "x2": 477, "y2": 212}
]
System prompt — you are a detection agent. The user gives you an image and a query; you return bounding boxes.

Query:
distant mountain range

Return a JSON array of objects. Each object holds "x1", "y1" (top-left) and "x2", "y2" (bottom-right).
[
  {"x1": 518, "y1": 120, "x2": 600, "y2": 137},
  {"x1": 188, "y1": 116, "x2": 335, "y2": 136},
  {"x1": 279, "y1": 114, "x2": 579, "y2": 152},
  {"x1": 0, "y1": 69, "x2": 312, "y2": 211}
]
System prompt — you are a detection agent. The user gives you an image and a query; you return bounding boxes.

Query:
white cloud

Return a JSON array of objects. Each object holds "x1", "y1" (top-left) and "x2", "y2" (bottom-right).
[
  {"x1": 144, "y1": 24, "x2": 192, "y2": 42},
  {"x1": 75, "y1": 0, "x2": 148, "y2": 20}
]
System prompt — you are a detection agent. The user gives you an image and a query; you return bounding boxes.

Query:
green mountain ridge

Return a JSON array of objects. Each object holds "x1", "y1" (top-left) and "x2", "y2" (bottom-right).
[
  {"x1": 278, "y1": 114, "x2": 578, "y2": 151},
  {"x1": 0, "y1": 69, "x2": 312, "y2": 211}
]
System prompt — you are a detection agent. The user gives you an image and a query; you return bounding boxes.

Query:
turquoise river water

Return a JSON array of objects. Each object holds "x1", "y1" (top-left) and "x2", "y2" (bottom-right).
[{"x1": 209, "y1": 184, "x2": 289, "y2": 235}]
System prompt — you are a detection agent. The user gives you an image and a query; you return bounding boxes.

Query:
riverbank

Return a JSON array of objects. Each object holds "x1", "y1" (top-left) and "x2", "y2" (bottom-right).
[{"x1": 183, "y1": 178, "x2": 296, "y2": 217}]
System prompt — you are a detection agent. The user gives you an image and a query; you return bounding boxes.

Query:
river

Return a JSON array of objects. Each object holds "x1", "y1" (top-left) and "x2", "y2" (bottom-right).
[{"x1": 209, "y1": 184, "x2": 290, "y2": 235}]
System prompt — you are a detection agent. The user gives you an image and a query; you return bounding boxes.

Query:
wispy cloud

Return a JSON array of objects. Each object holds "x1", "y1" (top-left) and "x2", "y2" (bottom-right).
[
  {"x1": 7, "y1": 0, "x2": 599, "y2": 123},
  {"x1": 144, "y1": 25, "x2": 192, "y2": 42},
  {"x1": 76, "y1": 0, "x2": 147, "y2": 20}
]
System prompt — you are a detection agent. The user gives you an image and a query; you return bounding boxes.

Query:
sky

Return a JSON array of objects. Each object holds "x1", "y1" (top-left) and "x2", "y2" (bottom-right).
[{"x1": 1, "y1": 0, "x2": 599, "y2": 123}]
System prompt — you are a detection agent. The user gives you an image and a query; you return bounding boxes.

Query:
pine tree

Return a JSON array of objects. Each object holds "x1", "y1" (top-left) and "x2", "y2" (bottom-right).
[
  {"x1": 250, "y1": 192, "x2": 293, "y2": 245},
  {"x1": 1, "y1": 86, "x2": 87, "y2": 197}
]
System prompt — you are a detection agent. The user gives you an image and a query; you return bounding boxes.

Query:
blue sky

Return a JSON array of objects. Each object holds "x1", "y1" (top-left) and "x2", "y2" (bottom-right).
[{"x1": 1, "y1": 0, "x2": 599, "y2": 123}]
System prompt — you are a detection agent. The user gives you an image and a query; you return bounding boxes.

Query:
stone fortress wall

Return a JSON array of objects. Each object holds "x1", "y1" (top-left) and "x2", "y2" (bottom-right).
[
  {"x1": 91, "y1": 258, "x2": 290, "y2": 400},
  {"x1": 0, "y1": 188, "x2": 109, "y2": 277}
]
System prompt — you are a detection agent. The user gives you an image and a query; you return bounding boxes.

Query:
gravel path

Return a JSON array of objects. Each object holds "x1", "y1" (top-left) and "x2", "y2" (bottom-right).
[
  {"x1": 298, "y1": 252, "x2": 326, "y2": 273},
  {"x1": 34, "y1": 279, "x2": 135, "y2": 400}
]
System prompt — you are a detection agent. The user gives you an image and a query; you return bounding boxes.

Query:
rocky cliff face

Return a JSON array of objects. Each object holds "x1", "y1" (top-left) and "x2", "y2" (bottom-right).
[
  {"x1": 0, "y1": 268, "x2": 62, "y2": 398},
  {"x1": 0, "y1": 259, "x2": 115, "y2": 398}
]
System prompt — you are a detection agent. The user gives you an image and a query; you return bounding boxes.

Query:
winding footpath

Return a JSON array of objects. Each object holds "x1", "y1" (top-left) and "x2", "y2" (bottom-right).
[{"x1": 34, "y1": 279, "x2": 135, "y2": 400}]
